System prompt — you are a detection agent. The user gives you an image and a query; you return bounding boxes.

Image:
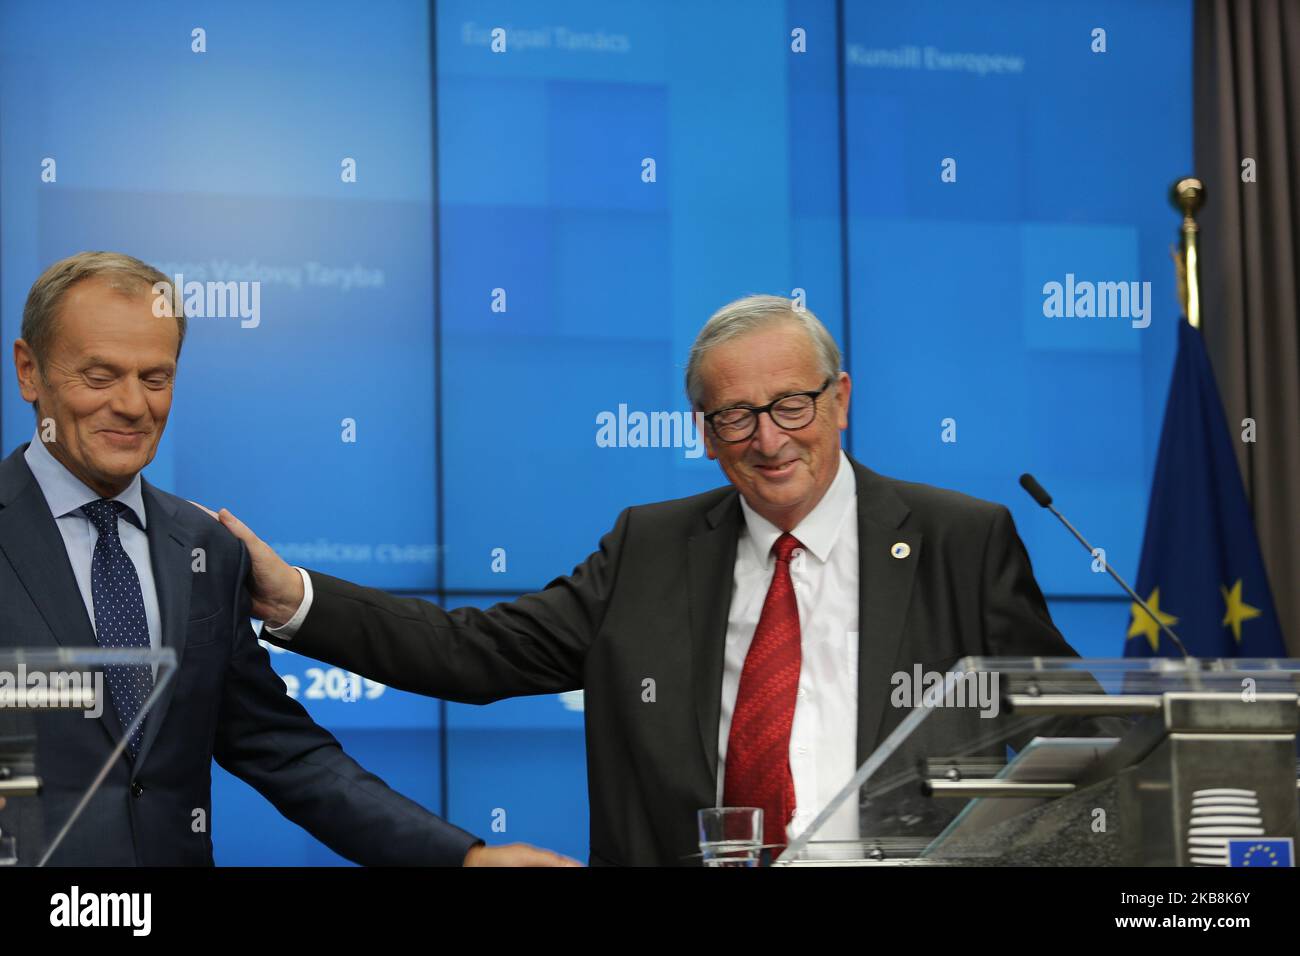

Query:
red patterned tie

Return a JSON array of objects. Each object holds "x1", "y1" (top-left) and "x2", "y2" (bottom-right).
[{"x1": 723, "y1": 532, "x2": 803, "y2": 850}]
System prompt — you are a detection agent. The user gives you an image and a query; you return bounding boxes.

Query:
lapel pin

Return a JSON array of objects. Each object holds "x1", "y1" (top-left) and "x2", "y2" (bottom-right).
[{"x1": 891, "y1": 542, "x2": 910, "y2": 559}]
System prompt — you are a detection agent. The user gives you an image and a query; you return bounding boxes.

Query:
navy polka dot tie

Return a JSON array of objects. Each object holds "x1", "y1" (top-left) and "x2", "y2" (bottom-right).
[{"x1": 83, "y1": 498, "x2": 154, "y2": 758}]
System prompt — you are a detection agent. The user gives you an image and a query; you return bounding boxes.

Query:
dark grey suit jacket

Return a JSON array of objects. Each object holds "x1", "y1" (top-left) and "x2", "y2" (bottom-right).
[
  {"x1": 275, "y1": 454, "x2": 1091, "y2": 865},
  {"x1": 0, "y1": 444, "x2": 479, "y2": 865}
]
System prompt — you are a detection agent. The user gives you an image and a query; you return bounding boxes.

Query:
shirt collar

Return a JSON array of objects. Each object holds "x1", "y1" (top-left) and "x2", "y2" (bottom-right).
[
  {"x1": 24, "y1": 431, "x2": 147, "y2": 529},
  {"x1": 738, "y1": 448, "x2": 855, "y2": 565}
]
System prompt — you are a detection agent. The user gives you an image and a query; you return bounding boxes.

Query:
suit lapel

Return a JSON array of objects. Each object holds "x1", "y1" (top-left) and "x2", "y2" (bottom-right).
[
  {"x1": 849, "y1": 457, "x2": 921, "y2": 766},
  {"x1": 0, "y1": 445, "x2": 124, "y2": 743},
  {"x1": 0, "y1": 449, "x2": 198, "y2": 764},
  {"x1": 688, "y1": 456, "x2": 923, "y2": 784},
  {"x1": 134, "y1": 481, "x2": 192, "y2": 768},
  {"x1": 0, "y1": 454, "x2": 99, "y2": 649},
  {"x1": 688, "y1": 491, "x2": 741, "y2": 787}
]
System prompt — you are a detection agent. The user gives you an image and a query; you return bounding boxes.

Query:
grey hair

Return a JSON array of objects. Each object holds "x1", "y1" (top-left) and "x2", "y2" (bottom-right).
[
  {"x1": 685, "y1": 294, "x2": 841, "y2": 409},
  {"x1": 21, "y1": 251, "x2": 187, "y2": 370}
]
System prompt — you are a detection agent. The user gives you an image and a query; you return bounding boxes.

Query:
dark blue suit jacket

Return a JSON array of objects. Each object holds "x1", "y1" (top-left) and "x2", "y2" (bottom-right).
[{"x1": 0, "y1": 444, "x2": 478, "y2": 865}]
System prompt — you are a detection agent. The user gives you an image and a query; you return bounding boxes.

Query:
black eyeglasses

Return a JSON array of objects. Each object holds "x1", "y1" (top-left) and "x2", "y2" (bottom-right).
[{"x1": 703, "y1": 378, "x2": 834, "y2": 443}]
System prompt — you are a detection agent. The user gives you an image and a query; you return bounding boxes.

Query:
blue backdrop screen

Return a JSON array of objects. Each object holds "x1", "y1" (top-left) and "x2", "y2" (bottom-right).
[{"x1": 0, "y1": 0, "x2": 1190, "y2": 863}]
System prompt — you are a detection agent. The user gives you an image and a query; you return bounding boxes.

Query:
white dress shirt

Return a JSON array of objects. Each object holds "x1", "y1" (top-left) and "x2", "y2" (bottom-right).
[
  {"x1": 270, "y1": 450, "x2": 864, "y2": 845},
  {"x1": 718, "y1": 448, "x2": 860, "y2": 844}
]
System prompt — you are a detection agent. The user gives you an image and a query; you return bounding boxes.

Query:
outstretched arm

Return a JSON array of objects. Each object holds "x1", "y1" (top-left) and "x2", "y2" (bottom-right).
[{"x1": 213, "y1": 504, "x2": 629, "y2": 704}]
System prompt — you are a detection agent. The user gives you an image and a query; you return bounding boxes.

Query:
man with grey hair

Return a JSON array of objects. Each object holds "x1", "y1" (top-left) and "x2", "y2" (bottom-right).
[
  {"x1": 217, "y1": 293, "x2": 1089, "y2": 865},
  {"x1": 0, "y1": 251, "x2": 574, "y2": 866}
]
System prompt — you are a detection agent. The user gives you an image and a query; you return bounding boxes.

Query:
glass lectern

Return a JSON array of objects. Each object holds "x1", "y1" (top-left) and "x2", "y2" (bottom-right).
[
  {"x1": 0, "y1": 647, "x2": 177, "y2": 866},
  {"x1": 778, "y1": 657, "x2": 1300, "y2": 866}
]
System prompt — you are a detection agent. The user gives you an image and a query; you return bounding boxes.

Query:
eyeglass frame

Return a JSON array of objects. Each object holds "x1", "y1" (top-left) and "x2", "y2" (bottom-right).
[{"x1": 701, "y1": 376, "x2": 836, "y2": 443}]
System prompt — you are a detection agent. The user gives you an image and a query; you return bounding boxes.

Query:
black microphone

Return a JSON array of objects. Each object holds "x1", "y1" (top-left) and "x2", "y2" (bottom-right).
[{"x1": 1018, "y1": 473, "x2": 1191, "y2": 659}]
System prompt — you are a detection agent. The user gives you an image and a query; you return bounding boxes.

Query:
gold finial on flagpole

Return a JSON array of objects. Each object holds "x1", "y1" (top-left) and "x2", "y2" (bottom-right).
[{"x1": 1170, "y1": 177, "x2": 1205, "y2": 329}]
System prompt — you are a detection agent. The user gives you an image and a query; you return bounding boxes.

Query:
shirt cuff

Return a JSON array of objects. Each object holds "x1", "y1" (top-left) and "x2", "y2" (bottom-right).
[{"x1": 264, "y1": 567, "x2": 313, "y2": 640}]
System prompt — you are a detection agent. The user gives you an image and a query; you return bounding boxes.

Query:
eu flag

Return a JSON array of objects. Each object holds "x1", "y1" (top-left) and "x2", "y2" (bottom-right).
[
  {"x1": 1228, "y1": 838, "x2": 1294, "y2": 867},
  {"x1": 1125, "y1": 318, "x2": 1286, "y2": 658}
]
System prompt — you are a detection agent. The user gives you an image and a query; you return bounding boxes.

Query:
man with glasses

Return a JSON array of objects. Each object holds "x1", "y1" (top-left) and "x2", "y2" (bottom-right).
[{"x1": 213, "y1": 294, "x2": 1085, "y2": 866}]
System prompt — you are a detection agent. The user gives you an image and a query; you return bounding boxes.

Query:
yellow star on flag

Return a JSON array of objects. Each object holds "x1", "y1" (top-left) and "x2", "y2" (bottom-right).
[
  {"x1": 1128, "y1": 587, "x2": 1179, "y2": 653},
  {"x1": 1220, "y1": 579, "x2": 1262, "y2": 643}
]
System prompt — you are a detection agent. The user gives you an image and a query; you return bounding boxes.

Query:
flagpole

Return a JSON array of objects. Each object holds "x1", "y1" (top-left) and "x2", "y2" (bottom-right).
[{"x1": 1170, "y1": 177, "x2": 1205, "y2": 329}]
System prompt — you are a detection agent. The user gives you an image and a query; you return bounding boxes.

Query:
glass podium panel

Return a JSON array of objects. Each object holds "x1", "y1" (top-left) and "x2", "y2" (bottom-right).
[
  {"x1": 0, "y1": 647, "x2": 177, "y2": 866},
  {"x1": 778, "y1": 657, "x2": 1300, "y2": 866}
]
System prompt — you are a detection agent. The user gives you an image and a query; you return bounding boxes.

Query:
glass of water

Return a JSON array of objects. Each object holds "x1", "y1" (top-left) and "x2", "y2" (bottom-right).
[{"x1": 698, "y1": 807, "x2": 763, "y2": 867}]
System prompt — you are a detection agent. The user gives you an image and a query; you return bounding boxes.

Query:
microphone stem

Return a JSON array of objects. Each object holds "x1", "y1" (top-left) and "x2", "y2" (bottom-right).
[{"x1": 1047, "y1": 504, "x2": 1192, "y2": 659}]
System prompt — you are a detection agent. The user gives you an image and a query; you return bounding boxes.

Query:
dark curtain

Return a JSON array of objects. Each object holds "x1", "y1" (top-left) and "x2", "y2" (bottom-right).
[{"x1": 1195, "y1": 0, "x2": 1300, "y2": 653}]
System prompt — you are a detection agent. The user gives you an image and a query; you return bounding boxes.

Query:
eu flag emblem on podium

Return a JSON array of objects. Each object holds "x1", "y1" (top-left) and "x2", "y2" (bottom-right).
[
  {"x1": 1228, "y1": 839, "x2": 1294, "y2": 867},
  {"x1": 1125, "y1": 318, "x2": 1286, "y2": 658}
]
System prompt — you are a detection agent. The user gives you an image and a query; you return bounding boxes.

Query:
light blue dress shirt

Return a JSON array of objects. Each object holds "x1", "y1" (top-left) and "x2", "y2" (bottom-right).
[{"x1": 24, "y1": 433, "x2": 163, "y2": 654}]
